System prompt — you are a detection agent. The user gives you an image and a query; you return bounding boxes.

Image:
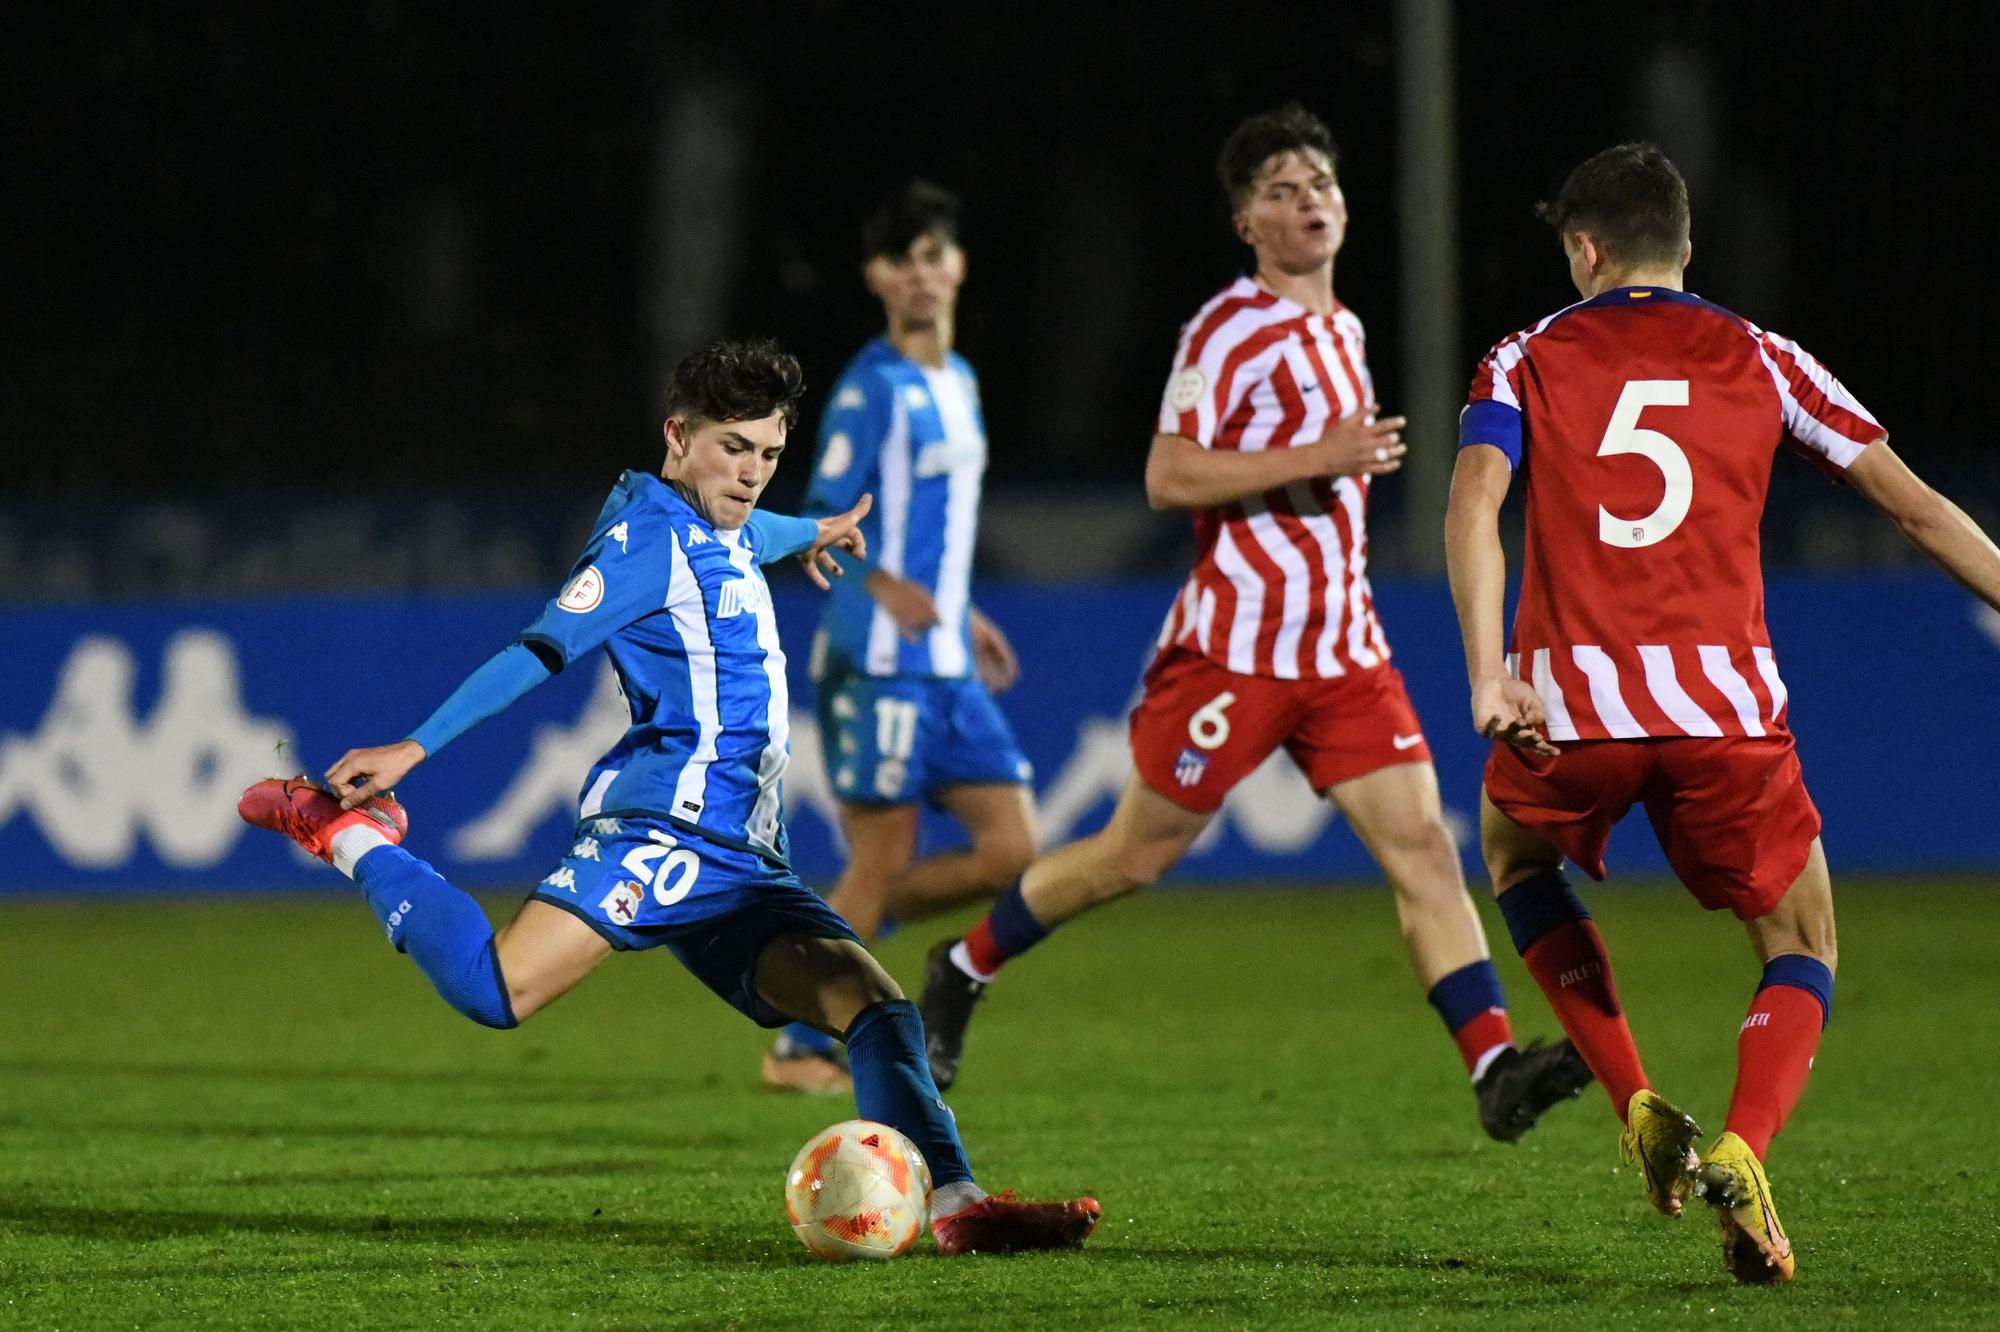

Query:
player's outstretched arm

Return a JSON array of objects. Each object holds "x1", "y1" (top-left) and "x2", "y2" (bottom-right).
[
  {"x1": 1846, "y1": 441, "x2": 2000, "y2": 611},
  {"x1": 1144, "y1": 406, "x2": 1407, "y2": 511},
  {"x1": 1445, "y1": 444, "x2": 1557, "y2": 756}
]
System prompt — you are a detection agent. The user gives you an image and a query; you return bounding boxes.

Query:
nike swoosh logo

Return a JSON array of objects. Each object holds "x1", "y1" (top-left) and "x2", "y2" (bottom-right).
[{"x1": 1392, "y1": 733, "x2": 1424, "y2": 750}]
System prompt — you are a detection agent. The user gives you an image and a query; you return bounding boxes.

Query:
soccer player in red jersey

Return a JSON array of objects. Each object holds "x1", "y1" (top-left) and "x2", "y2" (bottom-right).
[
  {"x1": 919, "y1": 104, "x2": 1592, "y2": 1144},
  {"x1": 1448, "y1": 142, "x2": 2000, "y2": 1283}
]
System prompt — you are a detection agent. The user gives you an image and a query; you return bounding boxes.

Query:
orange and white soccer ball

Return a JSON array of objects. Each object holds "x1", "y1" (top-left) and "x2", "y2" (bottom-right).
[{"x1": 784, "y1": 1119, "x2": 932, "y2": 1261}]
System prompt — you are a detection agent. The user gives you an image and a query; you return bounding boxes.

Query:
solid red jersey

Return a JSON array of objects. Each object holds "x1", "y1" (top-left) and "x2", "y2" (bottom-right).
[
  {"x1": 1153, "y1": 277, "x2": 1389, "y2": 681},
  {"x1": 1461, "y1": 287, "x2": 1884, "y2": 741}
]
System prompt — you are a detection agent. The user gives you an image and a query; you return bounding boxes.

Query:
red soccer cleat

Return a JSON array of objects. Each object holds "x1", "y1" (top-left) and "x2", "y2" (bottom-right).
[
  {"x1": 237, "y1": 777, "x2": 408, "y2": 863},
  {"x1": 931, "y1": 1190, "x2": 1101, "y2": 1256}
]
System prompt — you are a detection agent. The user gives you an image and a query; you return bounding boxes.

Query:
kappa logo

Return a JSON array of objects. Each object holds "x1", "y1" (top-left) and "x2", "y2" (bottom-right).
[
  {"x1": 589, "y1": 817, "x2": 623, "y2": 836},
  {"x1": 903, "y1": 385, "x2": 930, "y2": 410},
  {"x1": 835, "y1": 385, "x2": 866, "y2": 410},
  {"x1": 609, "y1": 522, "x2": 629, "y2": 553},
  {"x1": 684, "y1": 526, "x2": 710, "y2": 546},
  {"x1": 716, "y1": 575, "x2": 770, "y2": 620},
  {"x1": 557, "y1": 566, "x2": 605, "y2": 614},
  {"x1": 600, "y1": 881, "x2": 642, "y2": 924},
  {"x1": 542, "y1": 867, "x2": 578, "y2": 892},
  {"x1": 569, "y1": 836, "x2": 602, "y2": 861}
]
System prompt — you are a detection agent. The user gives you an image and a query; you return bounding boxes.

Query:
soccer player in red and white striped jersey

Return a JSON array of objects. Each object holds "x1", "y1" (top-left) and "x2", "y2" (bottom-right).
[
  {"x1": 1447, "y1": 142, "x2": 2000, "y2": 1283},
  {"x1": 919, "y1": 105, "x2": 1593, "y2": 1145}
]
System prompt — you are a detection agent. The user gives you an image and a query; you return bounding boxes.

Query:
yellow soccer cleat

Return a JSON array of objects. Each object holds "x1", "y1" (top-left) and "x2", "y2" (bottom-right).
[
  {"x1": 1619, "y1": 1090, "x2": 1702, "y2": 1217},
  {"x1": 1697, "y1": 1131, "x2": 1796, "y2": 1284}
]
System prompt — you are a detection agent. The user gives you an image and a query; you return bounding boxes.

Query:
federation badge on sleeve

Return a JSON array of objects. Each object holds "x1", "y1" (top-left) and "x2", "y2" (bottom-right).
[
  {"x1": 1168, "y1": 367, "x2": 1207, "y2": 413},
  {"x1": 558, "y1": 566, "x2": 605, "y2": 613}
]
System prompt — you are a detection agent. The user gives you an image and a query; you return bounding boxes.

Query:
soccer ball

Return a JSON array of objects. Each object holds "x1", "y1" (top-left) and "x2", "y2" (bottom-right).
[{"x1": 784, "y1": 1119, "x2": 932, "y2": 1261}]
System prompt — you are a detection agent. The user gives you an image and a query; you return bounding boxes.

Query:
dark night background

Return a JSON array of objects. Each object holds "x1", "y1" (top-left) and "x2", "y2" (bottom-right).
[{"x1": 10, "y1": 1, "x2": 1996, "y2": 598}]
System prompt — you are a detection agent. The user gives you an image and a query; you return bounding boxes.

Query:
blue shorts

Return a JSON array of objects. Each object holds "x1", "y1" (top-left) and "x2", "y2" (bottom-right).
[
  {"x1": 816, "y1": 673, "x2": 1032, "y2": 806},
  {"x1": 528, "y1": 814, "x2": 859, "y2": 1027}
]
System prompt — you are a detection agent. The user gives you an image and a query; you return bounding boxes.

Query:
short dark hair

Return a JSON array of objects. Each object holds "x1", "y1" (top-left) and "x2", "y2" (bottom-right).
[
  {"x1": 663, "y1": 338, "x2": 805, "y2": 433},
  {"x1": 1217, "y1": 103, "x2": 1339, "y2": 210},
  {"x1": 1536, "y1": 142, "x2": 1691, "y2": 268},
  {"x1": 861, "y1": 179, "x2": 963, "y2": 260}
]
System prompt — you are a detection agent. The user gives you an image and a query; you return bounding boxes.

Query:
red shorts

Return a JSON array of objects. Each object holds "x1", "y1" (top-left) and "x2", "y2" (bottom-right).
[
  {"x1": 1484, "y1": 734, "x2": 1822, "y2": 920},
  {"x1": 1129, "y1": 646, "x2": 1432, "y2": 813}
]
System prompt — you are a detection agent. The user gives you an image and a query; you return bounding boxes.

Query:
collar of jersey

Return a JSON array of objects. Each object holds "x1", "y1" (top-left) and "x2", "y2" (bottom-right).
[{"x1": 1582, "y1": 285, "x2": 1704, "y2": 309}]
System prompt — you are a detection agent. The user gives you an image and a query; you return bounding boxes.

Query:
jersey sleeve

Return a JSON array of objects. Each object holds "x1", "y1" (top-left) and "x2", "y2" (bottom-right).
[
  {"x1": 1752, "y1": 328, "x2": 1884, "y2": 470},
  {"x1": 1156, "y1": 311, "x2": 1262, "y2": 449},
  {"x1": 804, "y1": 372, "x2": 889, "y2": 517},
  {"x1": 516, "y1": 496, "x2": 681, "y2": 670},
  {"x1": 1458, "y1": 334, "x2": 1529, "y2": 469},
  {"x1": 743, "y1": 509, "x2": 820, "y2": 564},
  {"x1": 407, "y1": 642, "x2": 553, "y2": 756}
]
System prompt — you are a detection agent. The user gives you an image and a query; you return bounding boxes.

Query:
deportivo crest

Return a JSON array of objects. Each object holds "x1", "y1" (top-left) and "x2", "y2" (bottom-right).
[
  {"x1": 600, "y1": 881, "x2": 642, "y2": 924},
  {"x1": 557, "y1": 566, "x2": 604, "y2": 613},
  {"x1": 1168, "y1": 367, "x2": 1207, "y2": 413}
]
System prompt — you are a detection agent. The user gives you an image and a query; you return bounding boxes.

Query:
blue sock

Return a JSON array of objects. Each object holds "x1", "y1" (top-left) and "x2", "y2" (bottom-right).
[
  {"x1": 779, "y1": 1021, "x2": 838, "y2": 1056},
  {"x1": 844, "y1": 999, "x2": 972, "y2": 1186},
  {"x1": 1759, "y1": 954, "x2": 1835, "y2": 1027},
  {"x1": 1427, "y1": 959, "x2": 1514, "y2": 1076},
  {"x1": 354, "y1": 846, "x2": 518, "y2": 1030},
  {"x1": 1495, "y1": 867, "x2": 1591, "y2": 955}
]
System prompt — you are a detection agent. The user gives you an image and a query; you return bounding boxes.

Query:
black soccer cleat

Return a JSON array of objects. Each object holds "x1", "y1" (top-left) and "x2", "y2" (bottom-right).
[
  {"x1": 917, "y1": 938, "x2": 987, "y2": 1092},
  {"x1": 1474, "y1": 1037, "x2": 1595, "y2": 1143}
]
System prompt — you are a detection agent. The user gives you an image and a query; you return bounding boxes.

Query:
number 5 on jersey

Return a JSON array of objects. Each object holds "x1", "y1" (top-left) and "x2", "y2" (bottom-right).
[{"x1": 1597, "y1": 379, "x2": 1691, "y2": 549}]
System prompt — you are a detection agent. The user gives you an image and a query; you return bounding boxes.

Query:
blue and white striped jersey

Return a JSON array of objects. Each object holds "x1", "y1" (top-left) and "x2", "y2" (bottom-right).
[
  {"x1": 517, "y1": 471, "x2": 794, "y2": 863},
  {"x1": 805, "y1": 337, "x2": 988, "y2": 680}
]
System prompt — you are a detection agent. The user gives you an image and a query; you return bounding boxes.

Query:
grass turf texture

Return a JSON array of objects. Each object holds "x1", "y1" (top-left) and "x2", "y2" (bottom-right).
[{"x1": 2, "y1": 883, "x2": 1995, "y2": 1330}]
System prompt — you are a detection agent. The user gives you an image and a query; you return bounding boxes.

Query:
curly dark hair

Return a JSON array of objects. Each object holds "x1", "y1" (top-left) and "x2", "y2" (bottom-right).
[
  {"x1": 662, "y1": 337, "x2": 805, "y2": 433},
  {"x1": 862, "y1": 179, "x2": 963, "y2": 260},
  {"x1": 1217, "y1": 103, "x2": 1339, "y2": 210},
  {"x1": 1536, "y1": 142, "x2": 1690, "y2": 268}
]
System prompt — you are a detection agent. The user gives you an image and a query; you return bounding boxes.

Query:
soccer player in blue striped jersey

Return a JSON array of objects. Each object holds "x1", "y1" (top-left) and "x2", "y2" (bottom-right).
[
  {"x1": 763, "y1": 183, "x2": 1038, "y2": 1093},
  {"x1": 237, "y1": 339, "x2": 1099, "y2": 1255}
]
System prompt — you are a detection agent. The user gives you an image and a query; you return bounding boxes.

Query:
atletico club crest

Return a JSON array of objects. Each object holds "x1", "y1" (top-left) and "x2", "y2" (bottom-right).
[{"x1": 1173, "y1": 747, "x2": 1208, "y2": 788}]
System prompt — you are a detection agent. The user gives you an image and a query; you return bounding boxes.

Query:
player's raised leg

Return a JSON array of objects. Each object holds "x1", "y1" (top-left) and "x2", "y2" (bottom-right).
[
  {"x1": 753, "y1": 932, "x2": 1099, "y2": 1253},
  {"x1": 920, "y1": 774, "x2": 1208, "y2": 1089},
  {"x1": 238, "y1": 778, "x2": 610, "y2": 1027},
  {"x1": 1328, "y1": 760, "x2": 1591, "y2": 1141},
  {"x1": 1481, "y1": 790, "x2": 1700, "y2": 1214},
  {"x1": 1696, "y1": 838, "x2": 1835, "y2": 1284}
]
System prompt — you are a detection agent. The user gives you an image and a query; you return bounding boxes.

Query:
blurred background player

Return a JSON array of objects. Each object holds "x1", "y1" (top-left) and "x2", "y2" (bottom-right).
[
  {"x1": 920, "y1": 105, "x2": 1592, "y2": 1143},
  {"x1": 763, "y1": 183, "x2": 1038, "y2": 1094},
  {"x1": 239, "y1": 338, "x2": 1100, "y2": 1255},
  {"x1": 1447, "y1": 143, "x2": 2000, "y2": 1282}
]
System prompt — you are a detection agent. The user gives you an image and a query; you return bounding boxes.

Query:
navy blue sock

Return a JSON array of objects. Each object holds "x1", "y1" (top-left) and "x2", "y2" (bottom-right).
[
  {"x1": 962, "y1": 882, "x2": 1049, "y2": 975},
  {"x1": 354, "y1": 846, "x2": 518, "y2": 1029},
  {"x1": 1495, "y1": 867, "x2": 1591, "y2": 956},
  {"x1": 778, "y1": 1021, "x2": 838, "y2": 1056},
  {"x1": 1760, "y1": 954, "x2": 1835, "y2": 1027},
  {"x1": 844, "y1": 999, "x2": 972, "y2": 1186},
  {"x1": 1427, "y1": 960, "x2": 1515, "y2": 1076}
]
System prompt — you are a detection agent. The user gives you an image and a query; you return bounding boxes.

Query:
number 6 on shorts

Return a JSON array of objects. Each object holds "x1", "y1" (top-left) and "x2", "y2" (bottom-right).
[{"x1": 1187, "y1": 691, "x2": 1236, "y2": 751}]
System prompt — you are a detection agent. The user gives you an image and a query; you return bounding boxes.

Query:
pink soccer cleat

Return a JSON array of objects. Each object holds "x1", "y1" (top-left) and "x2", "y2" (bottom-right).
[
  {"x1": 237, "y1": 777, "x2": 407, "y2": 863},
  {"x1": 931, "y1": 1190, "x2": 1101, "y2": 1256}
]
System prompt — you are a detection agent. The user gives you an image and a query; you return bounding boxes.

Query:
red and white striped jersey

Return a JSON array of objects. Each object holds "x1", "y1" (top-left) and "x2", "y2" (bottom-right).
[
  {"x1": 1153, "y1": 276, "x2": 1389, "y2": 681},
  {"x1": 1460, "y1": 287, "x2": 1885, "y2": 741}
]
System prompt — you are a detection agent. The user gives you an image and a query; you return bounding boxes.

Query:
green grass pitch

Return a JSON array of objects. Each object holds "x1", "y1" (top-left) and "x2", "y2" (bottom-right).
[{"x1": 3, "y1": 882, "x2": 1996, "y2": 1329}]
